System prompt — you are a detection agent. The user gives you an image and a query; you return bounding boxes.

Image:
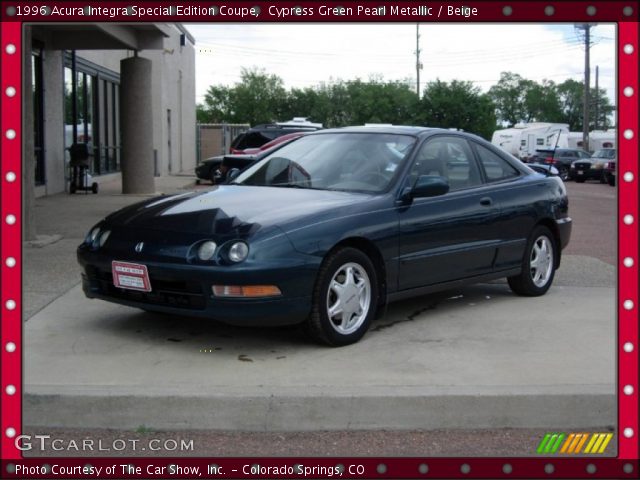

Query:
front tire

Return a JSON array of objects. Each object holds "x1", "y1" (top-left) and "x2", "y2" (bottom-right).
[
  {"x1": 508, "y1": 226, "x2": 557, "y2": 296},
  {"x1": 306, "y1": 247, "x2": 378, "y2": 346}
]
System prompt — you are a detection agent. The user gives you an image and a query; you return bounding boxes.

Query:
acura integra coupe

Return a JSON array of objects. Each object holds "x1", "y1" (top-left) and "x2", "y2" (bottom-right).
[{"x1": 78, "y1": 126, "x2": 572, "y2": 346}]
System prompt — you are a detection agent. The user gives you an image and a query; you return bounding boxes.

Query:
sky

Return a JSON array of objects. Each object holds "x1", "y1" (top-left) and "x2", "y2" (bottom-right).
[{"x1": 186, "y1": 23, "x2": 616, "y2": 112}]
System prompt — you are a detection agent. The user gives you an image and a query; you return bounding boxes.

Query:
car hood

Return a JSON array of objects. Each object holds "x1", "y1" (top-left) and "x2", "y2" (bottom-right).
[{"x1": 105, "y1": 186, "x2": 372, "y2": 238}]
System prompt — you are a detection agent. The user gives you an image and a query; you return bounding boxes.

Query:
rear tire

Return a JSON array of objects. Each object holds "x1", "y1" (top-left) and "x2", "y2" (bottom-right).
[
  {"x1": 608, "y1": 175, "x2": 615, "y2": 186},
  {"x1": 508, "y1": 226, "x2": 557, "y2": 296},
  {"x1": 306, "y1": 247, "x2": 378, "y2": 346}
]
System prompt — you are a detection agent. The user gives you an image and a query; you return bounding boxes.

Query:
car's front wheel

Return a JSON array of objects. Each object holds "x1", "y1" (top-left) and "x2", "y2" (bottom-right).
[
  {"x1": 306, "y1": 247, "x2": 378, "y2": 346},
  {"x1": 508, "y1": 226, "x2": 556, "y2": 296}
]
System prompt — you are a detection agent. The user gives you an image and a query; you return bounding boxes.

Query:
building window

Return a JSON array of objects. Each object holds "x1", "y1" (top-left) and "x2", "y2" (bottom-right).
[
  {"x1": 33, "y1": 45, "x2": 44, "y2": 185},
  {"x1": 64, "y1": 52, "x2": 120, "y2": 176}
]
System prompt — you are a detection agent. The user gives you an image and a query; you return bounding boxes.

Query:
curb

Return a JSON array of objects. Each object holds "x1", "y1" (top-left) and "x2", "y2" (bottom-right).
[{"x1": 25, "y1": 389, "x2": 615, "y2": 431}]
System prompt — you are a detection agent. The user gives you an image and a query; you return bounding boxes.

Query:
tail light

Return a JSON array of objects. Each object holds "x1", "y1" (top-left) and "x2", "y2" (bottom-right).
[{"x1": 545, "y1": 156, "x2": 555, "y2": 165}]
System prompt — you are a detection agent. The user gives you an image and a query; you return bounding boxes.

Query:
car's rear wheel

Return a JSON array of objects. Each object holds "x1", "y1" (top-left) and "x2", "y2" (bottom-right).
[
  {"x1": 306, "y1": 247, "x2": 378, "y2": 346},
  {"x1": 508, "y1": 226, "x2": 556, "y2": 296},
  {"x1": 608, "y1": 174, "x2": 615, "y2": 186}
]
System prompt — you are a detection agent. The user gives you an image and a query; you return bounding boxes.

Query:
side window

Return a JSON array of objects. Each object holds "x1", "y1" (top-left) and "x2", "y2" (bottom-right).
[
  {"x1": 411, "y1": 137, "x2": 482, "y2": 191},
  {"x1": 475, "y1": 143, "x2": 520, "y2": 182}
]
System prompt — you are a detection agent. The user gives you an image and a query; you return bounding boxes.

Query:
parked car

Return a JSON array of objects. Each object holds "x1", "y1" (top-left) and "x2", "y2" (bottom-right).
[
  {"x1": 603, "y1": 160, "x2": 616, "y2": 186},
  {"x1": 529, "y1": 148, "x2": 591, "y2": 181},
  {"x1": 196, "y1": 132, "x2": 306, "y2": 184},
  {"x1": 229, "y1": 118, "x2": 322, "y2": 154},
  {"x1": 569, "y1": 148, "x2": 617, "y2": 183},
  {"x1": 78, "y1": 126, "x2": 572, "y2": 346}
]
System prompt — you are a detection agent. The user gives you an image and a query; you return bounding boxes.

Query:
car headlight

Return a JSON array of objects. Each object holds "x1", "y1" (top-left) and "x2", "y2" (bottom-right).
[
  {"x1": 98, "y1": 230, "x2": 111, "y2": 248},
  {"x1": 228, "y1": 241, "x2": 249, "y2": 263},
  {"x1": 197, "y1": 241, "x2": 217, "y2": 261},
  {"x1": 86, "y1": 226, "x2": 101, "y2": 245}
]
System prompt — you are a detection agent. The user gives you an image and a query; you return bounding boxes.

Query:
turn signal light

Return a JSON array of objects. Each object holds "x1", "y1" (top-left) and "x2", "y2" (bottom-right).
[{"x1": 212, "y1": 285, "x2": 282, "y2": 298}]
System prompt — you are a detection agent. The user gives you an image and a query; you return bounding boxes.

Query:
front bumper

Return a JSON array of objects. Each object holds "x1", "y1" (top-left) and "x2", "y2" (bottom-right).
[
  {"x1": 570, "y1": 167, "x2": 604, "y2": 181},
  {"x1": 78, "y1": 249, "x2": 318, "y2": 326}
]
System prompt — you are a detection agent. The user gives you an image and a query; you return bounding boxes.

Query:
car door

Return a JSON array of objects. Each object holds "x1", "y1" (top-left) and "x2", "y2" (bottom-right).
[
  {"x1": 397, "y1": 135, "x2": 500, "y2": 290},
  {"x1": 471, "y1": 141, "x2": 539, "y2": 271}
]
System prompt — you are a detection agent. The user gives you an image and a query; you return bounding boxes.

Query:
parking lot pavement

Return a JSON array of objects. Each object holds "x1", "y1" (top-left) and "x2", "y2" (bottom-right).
[{"x1": 22, "y1": 175, "x2": 616, "y2": 434}]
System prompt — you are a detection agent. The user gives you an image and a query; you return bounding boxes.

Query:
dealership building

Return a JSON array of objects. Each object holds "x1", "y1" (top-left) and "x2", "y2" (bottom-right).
[{"x1": 24, "y1": 23, "x2": 196, "y2": 201}]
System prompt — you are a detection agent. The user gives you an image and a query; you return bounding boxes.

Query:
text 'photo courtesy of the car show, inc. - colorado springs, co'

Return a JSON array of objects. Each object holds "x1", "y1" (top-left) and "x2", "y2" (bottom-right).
[{"x1": 0, "y1": 1, "x2": 638, "y2": 480}]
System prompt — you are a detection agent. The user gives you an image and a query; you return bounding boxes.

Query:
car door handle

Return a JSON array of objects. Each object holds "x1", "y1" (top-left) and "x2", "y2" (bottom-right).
[{"x1": 480, "y1": 197, "x2": 493, "y2": 206}]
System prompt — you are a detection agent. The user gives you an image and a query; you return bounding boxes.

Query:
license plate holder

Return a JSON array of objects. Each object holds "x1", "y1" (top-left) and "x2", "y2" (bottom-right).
[
  {"x1": 578, "y1": 170, "x2": 584, "y2": 175},
  {"x1": 112, "y1": 261, "x2": 152, "y2": 292}
]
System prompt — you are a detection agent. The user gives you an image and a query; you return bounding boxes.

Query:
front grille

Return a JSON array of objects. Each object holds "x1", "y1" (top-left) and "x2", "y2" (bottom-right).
[
  {"x1": 92, "y1": 269, "x2": 206, "y2": 310},
  {"x1": 574, "y1": 162, "x2": 591, "y2": 169}
]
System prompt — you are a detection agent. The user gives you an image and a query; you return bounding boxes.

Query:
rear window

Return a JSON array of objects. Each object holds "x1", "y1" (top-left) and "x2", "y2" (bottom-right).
[
  {"x1": 475, "y1": 143, "x2": 520, "y2": 182},
  {"x1": 234, "y1": 132, "x2": 273, "y2": 150}
]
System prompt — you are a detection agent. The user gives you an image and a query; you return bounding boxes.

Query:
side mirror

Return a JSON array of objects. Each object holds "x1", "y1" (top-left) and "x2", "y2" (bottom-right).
[{"x1": 411, "y1": 175, "x2": 449, "y2": 198}]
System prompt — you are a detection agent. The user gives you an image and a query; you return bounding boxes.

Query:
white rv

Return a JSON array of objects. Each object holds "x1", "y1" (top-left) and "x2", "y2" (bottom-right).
[
  {"x1": 559, "y1": 130, "x2": 616, "y2": 152},
  {"x1": 517, "y1": 123, "x2": 570, "y2": 161},
  {"x1": 589, "y1": 130, "x2": 616, "y2": 151},
  {"x1": 491, "y1": 126, "x2": 525, "y2": 158},
  {"x1": 492, "y1": 123, "x2": 570, "y2": 161}
]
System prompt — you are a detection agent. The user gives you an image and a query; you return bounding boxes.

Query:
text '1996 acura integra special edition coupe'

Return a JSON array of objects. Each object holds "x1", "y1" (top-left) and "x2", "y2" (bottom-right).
[{"x1": 78, "y1": 127, "x2": 572, "y2": 346}]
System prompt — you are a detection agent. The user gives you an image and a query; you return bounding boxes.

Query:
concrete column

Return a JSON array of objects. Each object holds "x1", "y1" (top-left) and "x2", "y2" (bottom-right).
[{"x1": 120, "y1": 56, "x2": 155, "y2": 194}]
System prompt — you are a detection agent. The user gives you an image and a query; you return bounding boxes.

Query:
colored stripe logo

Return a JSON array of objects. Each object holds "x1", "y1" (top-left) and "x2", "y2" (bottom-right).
[{"x1": 537, "y1": 433, "x2": 613, "y2": 454}]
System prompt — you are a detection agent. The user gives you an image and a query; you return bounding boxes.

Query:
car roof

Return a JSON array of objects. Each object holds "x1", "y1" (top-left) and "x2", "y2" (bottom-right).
[{"x1": 311, "y1": 125, "x2": 439, "y2": 136}]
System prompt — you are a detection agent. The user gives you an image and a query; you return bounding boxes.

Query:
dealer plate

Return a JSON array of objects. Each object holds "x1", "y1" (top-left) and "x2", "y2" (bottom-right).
[{"x1": 112, "y1": 261, "x2": 152, "y2": 292}]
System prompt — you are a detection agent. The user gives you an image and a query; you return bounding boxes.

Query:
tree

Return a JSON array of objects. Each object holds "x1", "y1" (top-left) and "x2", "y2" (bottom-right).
[
  {"x1": 231, "y1": 68, "x2": 287, "y2": 125},
  {"x1": 420, "y1": 79, "x2": 497, "y2": 139},
  {"x1": 556, "y1": 79, "x2": 615, "y2": 131},
  {"x1": 488, "y1": 72, "x2": 531, "y2": 126},
  {"x1": 198, "y1": 85, "x2": 232, "y2": 123},
  {"x1": 523, "y1": 79, "x2": 563, "y2": 124},
  {"x1": 198, "y1": 68, "x2": 288, "y2": 125}
]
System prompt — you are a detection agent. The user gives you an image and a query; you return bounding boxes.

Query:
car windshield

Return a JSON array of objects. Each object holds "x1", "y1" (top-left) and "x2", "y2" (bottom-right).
[
  {"x1": 232, "y1": 132, "x2": 416, "y2": 193},
  {"x1": 592, "y1": 149, "x2": 616, "y2": 159}
]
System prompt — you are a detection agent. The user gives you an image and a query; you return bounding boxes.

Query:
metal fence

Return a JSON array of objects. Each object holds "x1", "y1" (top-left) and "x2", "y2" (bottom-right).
[{"x1": 196, "y1": 123, "x2": 249, "y2": 163}]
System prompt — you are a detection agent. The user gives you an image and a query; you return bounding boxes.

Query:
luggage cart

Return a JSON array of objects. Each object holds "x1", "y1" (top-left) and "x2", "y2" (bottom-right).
[{"x1": 68, "y1": 143, "x2": 98, "y2": 194}]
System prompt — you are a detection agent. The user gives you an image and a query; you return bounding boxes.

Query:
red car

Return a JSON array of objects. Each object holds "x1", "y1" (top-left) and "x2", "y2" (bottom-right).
[{"x1": 195, "y1": 133, "x2": 306, "y2": 184}]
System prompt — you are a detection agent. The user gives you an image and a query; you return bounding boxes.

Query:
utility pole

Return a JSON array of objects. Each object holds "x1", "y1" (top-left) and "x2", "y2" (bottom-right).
[
  {"x1": 594, "y1": 65, "x2": 599, "y2": 130},
  {"x1": 575, "y1": 23, "x2": 593, "y2": 152},
  {"x1": 415, "y1": 23, "x2": 422, "y2": 98}
]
